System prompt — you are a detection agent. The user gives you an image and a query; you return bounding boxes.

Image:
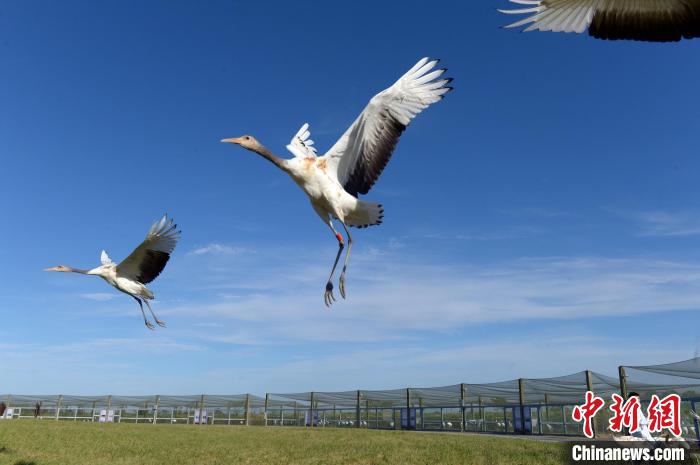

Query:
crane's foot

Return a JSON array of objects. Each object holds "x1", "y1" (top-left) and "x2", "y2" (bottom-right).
[
  {"x1": 324, "y1": 281, "x2": 336, "y2": 307},
  {"x1": 144, "y1": 320, "x2": 155, "y2": 330},
  {"x1": 155, "y1": 319, "x2": 167, "y2": 328},
  {"x1": 339, "y1": 273, "x2": 347, "y2": 299}
]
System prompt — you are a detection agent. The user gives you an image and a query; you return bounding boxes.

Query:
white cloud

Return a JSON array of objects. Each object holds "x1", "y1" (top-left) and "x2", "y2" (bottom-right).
[
  {"x1": 160, "y1": 252, "x2": 700, "y2": 346},
  {"x1": 199, "y1": 336, "x2": 688, "y2": 394},
  {"x1": 187, "y1": 243, "x2": 250, "y2": 256},
  {"x1": 12, "y1": 246, "x2": 700, "y2": 394},
  {"x1": 1, "y1": 330, "x2": 689, "y2": 395},
  {"x1": 79, "y1": 293, "x2": 117, "y2": 302},
  {"x1": 617, "y1": 209, "x2": 700, "y2": 237},
  {"x1": 1, "y1": 337, "x2": 205, "y2": 357}
]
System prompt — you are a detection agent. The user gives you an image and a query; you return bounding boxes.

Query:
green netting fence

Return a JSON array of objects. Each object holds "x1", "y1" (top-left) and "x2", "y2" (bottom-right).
[{"x1": 3, "y1": 357, "x2": 700, "y2": 439}]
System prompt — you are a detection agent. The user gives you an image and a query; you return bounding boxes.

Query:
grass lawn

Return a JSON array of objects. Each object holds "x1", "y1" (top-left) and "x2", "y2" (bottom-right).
[{"x1": 0, "y1": 421, "x2": 566, "y2": 465}]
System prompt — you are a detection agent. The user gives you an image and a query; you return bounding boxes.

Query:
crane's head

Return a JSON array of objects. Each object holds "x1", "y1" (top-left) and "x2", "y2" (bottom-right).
[
  {"x1": 43, "y1": 265, "x2": 72, "y2": 272},
  {"x1": 220, "y1": 135, "x2": 262, "y2": 152}
]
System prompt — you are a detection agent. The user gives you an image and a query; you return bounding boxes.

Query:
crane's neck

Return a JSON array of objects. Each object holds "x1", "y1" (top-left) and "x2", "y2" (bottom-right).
[
  {"x1": 66, "y1": 266, "x2": 91, "y2": 274},
  {"x1": 252, "y1": 145, "x2": 288, "y2": 172}
]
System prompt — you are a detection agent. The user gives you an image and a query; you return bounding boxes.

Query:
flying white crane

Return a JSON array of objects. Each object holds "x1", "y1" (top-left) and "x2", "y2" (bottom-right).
[
  {"x1": 221, "y1": 57, "x2": 452, "y2": 306},
  {"x1": 44, "y1": 214, "x2": 181, "y2": 329},
  {"x1": 499, "y1": 0, "x2": 700, "y2": 42}
]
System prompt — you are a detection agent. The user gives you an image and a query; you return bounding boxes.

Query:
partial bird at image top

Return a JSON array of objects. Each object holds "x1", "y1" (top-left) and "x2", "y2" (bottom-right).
[{"x1": 499, "y1": 0, "x2": 700, "y2": 42}]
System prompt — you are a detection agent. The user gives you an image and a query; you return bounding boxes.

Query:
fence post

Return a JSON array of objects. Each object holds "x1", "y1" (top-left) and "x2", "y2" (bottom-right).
[
  {"x1": 585, "y1": 370, "x2": 595, "y2": 437},
  {"x1": 419, "y1": 398, "x2": 424, "y2": 430},
  {"x1": 460, "y1": 383, "x2": 466, "y2": 432},
  {"x1": 479, "y1": 396, "x2": 485, "y2": 432},
  {"x1": 245, "y1": 394, "x2": 251, "y2": 426},
  {"x1": 91, "y1": 400, "x2": 96, "y2": 422},
  {"x1": 264, "y1": 393, "x2": 269, "y2": 427},
  {"x1": 518, "y1": 378, "x2": 525, "y2": 433},
  {"x1": 406, "y1": 387, "x2": 411, "y2": 430},
  {"x1": 618, "y1": 366, "x2": 628, "y2": 400},
  {"x1": 309, "y1": 392, "x2": 315, "y2": 428},
  {"x1": 365, "y1": 399, "x2": 369, "y2": 428},
  {"x1": 355, "y1": 390, "x2": 361, "y2": 428},
  {"x1": 154, "y1": 395, "x2": 160, "y2": 425},
  {"x1": 199, "y1": 394, "x2": 206, "y2": 426},
  {"x1": 56, "y1": 395, "x2": 63, "y2": 421}
]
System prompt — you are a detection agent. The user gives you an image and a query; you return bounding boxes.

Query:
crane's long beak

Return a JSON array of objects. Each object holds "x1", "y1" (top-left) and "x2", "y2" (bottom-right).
[
  {"x1": 220, "y1": 137, "x2": 242, "y2": 144},
  {"x1": 43, "y1": 266, "x2": 61, "y2": 272}
]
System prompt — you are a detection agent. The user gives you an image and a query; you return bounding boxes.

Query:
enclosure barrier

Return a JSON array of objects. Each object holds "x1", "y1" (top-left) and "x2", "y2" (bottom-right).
[{"x1": 4, "y1": 357, "x2": 700, "y2": 440}]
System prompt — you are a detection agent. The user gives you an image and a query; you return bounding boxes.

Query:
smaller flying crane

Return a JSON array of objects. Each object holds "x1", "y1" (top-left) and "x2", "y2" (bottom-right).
[{"x1": 44, "y1": 214, "x2": 181, "y2": 329}]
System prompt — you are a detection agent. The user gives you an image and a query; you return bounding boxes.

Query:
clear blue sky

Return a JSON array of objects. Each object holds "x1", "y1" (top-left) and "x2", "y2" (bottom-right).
[{"x1": 1, "y1": 0, "x2": 699, "y2": 395}]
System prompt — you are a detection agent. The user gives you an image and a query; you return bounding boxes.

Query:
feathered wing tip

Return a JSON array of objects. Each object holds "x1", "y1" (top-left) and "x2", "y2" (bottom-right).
[
  {"x1": 147, "y1": 214, "x2": 181, "y2": 253},
  {"x1": 498, "y1": 0, "x2": 593, "y2": 34},
  {"x1": 498, "y1": 0, "x2": 550, "y2": 31},
  {"x1": 286, "y1": 122, "x2": 318, "y2": 158},
  {"x1": 400, "y1": 57, "x2": 453, "y2": 92},
  {"x1": 385, "y1": 57, "x2": 453, "y2": 126},
  {"x1": 100, "y1": 250, "x2": 114, "y2": 265},
  {"x1": 324, "y1": 56, "x2": 453, "y2": 197}
]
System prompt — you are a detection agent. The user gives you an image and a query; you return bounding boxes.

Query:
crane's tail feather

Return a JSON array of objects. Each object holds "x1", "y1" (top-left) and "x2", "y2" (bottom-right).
[{"x1": 346, "y1": 201, "x2": 384, "y2": 229}]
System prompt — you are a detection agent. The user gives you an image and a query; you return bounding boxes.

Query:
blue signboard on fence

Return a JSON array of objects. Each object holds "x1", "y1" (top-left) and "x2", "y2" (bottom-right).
[
  {"x1": 304, "y1": 410, "x2": 318, "y2": 427},
  {"x1": 400, "y1": 408, "x2": 416, "y2": 430},
  {"x1": 513, "y1": 407, "x2": 532, "y2": 434}
]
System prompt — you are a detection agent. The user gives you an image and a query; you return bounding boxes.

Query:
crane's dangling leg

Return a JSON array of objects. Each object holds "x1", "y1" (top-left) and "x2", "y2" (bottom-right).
[
  {"x1": 132, "y1": 295, "x2": 155, "y2": 330},
  {"x1": 324, "y1": 231, "x2": 345, "y2": 307},
  {"x1": 143, "y1": 299, "x2": 166, "y2": 328},
  {"x1": 338, "y1": 221, "x2": 353, "y2": 299},
  {"x1": 313, "y1": 204, "x2": 345, "y2": 307}
]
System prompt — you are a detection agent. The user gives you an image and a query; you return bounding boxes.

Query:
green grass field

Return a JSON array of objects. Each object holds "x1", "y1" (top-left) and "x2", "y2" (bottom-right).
[{"x1": 0, "y1": 421, "x2": 566, "y2": 465}]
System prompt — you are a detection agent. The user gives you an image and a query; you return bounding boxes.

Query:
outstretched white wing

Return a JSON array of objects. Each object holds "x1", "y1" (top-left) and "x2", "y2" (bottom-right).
[
  {"x1": 117, "y1": 214, "x2": 181, "y2": 284},
  {"x1": 498, "y1": 0, "x2": 700, "y2": 42},
  {"x1": 286, "y1": 123, "x2": 318, "y2": 158},
  {"x1": 321, "y1": 57, "x2": 452, "y2": 197},
  {"x1": 101, "y1": 250, "x2": 114, "y2": 266}
]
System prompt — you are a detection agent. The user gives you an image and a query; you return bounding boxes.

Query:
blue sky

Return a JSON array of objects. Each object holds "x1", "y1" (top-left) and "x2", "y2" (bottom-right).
[{"x1": 1, "y1": 0, "x2": 700, "y2": 395}]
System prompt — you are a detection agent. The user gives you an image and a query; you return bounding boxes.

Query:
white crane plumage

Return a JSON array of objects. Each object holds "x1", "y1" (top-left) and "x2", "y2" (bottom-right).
[
  {"x1": 499, "y1": 0, "x2": 700, "y2": 42},
  {"x1": 221, "y1": 57, "x2": 452, "y2": 306},
  {"x1": 44, "y1": 214, "x2": 181, "y2": 329}
]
